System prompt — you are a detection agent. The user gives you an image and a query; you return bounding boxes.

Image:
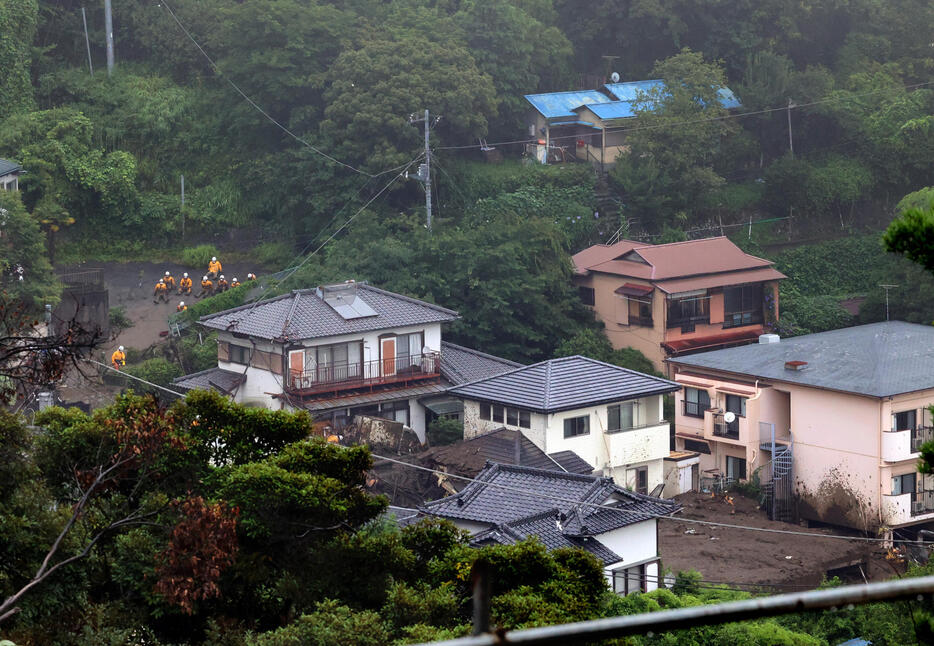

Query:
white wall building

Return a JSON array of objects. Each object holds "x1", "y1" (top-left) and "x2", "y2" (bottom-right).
[
  {"x1": 174, "y1": 281, "x2": 519, "y2": 441},
  {"x1": 420, "y1": 462, "x2": 681, "y2": 594},
  {"x1": 449, "y1": 356, "x2": 679, "y2": 494}
]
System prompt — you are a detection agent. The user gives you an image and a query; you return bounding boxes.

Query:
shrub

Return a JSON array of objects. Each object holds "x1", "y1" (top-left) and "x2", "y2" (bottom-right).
[
  {"x1": 248, "y1": 600, "x2": 389, "y2": 646},
  {"x1": 181, "y1": 285, "x2": 248, "y2": 322},
  {"x1": 179, "y1": 244, "x2": 219, "y2": 270},
  {"x1": 427, "y1": 417, "x2": 463, "y2": 446},
  {"x1": 109, "y1": 306, "x2": 133, "y2": 334},
  {"x1": 179, "y1": 331, "x2": 218, "y2": 373},
  {"x1": 122, "y1": 358, "x2": 182, "y2": 395},
  {"x1": 253, "y1": 241, "x2": 294, "y2": 270}
]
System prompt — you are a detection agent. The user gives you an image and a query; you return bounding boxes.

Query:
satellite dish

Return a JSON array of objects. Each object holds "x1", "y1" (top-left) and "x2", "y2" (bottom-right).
[
  {"x1": 723, "y1": 412, "x2": 736, "y2": 424},
  {"x1": 610, "y1": 72, "x2": 621, "y2": 83}
]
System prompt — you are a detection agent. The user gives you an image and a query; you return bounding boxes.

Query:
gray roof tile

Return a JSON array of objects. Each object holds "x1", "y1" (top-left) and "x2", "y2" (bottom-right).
[
  {"x1": 471, "y1": 509, "x2": 623, "y2": 564},
  {"x1": 173, "y1": 367, "x2": 244, "y2": 393},
  {"x1": 440, "y1": 341, "x2": 523, "y2": 385},
  {"x1": 448, "y1": 356, "x2": 679, "y2": 412},
  {"x1": 669, "y1": 321, "x2": 934, "y2": 398},
  {"x1": 426, "y1": 428, "x2": 592, "y2": 475},
  {"x1": 199, "y1": 283, "x2": 458, "y2": 341},
  {"x1": 0, "y1": 158, "x2": 22, "y2": 176},
  {"x1": 420, "y1": 462, "x2": 679, "y2": 532}
]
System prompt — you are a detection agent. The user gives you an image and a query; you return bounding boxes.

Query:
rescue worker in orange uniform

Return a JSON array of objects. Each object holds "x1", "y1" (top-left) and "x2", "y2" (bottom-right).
[
  {"x1": 246, "y1": 272, "x2": 256, "y2": 282},
  {"x1": 153, "y1": 278, "x2": 169, "y2": 303},
  {"x1": 230, "y1": 277, "x2": 241, "y2": 288},
  {"x1": 207, "y1": 256, "x2": 222, "y2": 279},
  {"x1": 177, "y1": 301, "x2": 187, "y2": 312},
  {"x1": 216, "y1": 275, "x2": 229, "y2": 292},
  {"x1": 111, "y1": 345, "x2": 126, "y2": 370},
  {"x1": 163, "y1": 271, "x2": 176, "y2": 291},
  {"x1": 178, "y1": 272, "x2": 192, "y2": 295},
  {"x1": 197, "y1": 275, "x2": 214, "y2": 298}
]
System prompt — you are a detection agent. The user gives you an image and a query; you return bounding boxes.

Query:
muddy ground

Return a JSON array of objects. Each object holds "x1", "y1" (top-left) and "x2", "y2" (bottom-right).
[
  {"x1": 54, "y1": 259, "x2": 264, "y2": 407},
  {"x1": 659, "y1": 491, "x2": 900, "y2": 588}
]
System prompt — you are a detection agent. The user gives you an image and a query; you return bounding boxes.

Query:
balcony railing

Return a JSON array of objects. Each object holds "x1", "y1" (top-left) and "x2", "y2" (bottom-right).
[
  {"x1": 711, "y1": 412, "x2": 739, "y2": 440},
  {"x1": 628, "y1": 316, "x2": 653, "y2": 327},
  {"x1": 682, "y1": 400, "x2": 707, "y2": 418},
  {"x1": 912, "y1": 490, "x2": 934, "y2": 516},
  {"x1": 911, "y1": 426, "x2": 934, "y2": 453},
  {"x1": 288, "y1": 352, "x2": 440, "y2": 395}
]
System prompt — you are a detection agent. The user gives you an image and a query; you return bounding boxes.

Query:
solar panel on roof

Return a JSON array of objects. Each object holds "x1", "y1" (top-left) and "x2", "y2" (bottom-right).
[{"x1": 316, "y1": 282, "x2": 378, "y2": 319}]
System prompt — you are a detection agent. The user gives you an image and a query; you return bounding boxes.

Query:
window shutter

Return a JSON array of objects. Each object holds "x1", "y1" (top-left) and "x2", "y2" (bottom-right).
[{"x1": 217, "y1": 342, "x2": 229, "y2": 361}]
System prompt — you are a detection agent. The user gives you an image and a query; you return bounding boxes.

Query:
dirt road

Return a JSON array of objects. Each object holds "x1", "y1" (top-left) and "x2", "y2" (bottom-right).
[{"x1": 659, "y1": 492, "x2": 899, "y2": 588}]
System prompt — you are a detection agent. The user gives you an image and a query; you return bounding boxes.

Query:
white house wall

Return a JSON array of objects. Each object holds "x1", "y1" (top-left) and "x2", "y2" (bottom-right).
[
  {"x1": 461, "y1": 399, "x2": 548, "y2": 449},
  {"x1": 598, "y1": 520, "x2": 661, "y2": 592},
  {"x1": 217, "y1": 334, "x2": 283, "y2": 408}
]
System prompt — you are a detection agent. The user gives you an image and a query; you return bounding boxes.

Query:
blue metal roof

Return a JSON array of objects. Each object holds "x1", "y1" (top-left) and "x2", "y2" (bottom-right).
[
  {"x1": 601, "y1": 80, "x2": 742, "y2": 116},
  {"x1": 524, "y1": 90, "x2": 612, "y2": 119},
  {"x1": 577, "y1": 101, "x2": 640, "y2": 120}
]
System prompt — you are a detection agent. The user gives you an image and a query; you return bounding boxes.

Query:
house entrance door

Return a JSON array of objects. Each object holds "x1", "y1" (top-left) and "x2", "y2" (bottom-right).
[{"x1": 381, "y1": 337, "x2": 397, "y2": 377}]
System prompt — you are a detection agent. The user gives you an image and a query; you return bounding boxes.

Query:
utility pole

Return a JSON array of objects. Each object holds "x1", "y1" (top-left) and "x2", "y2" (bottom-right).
[
  {"x1": 787, "y1": 98, "x2": 795, "y2": 158},
  {"x1": 409, "y1": 109, "x2": 435, "y2": 230},
  {"x1": 104, "y1": 0, "x2": 114, "y2": 76},
  {"x1": 81, "y1": 8, "x2": 94, "y2": 76},
  {"x1": 180, "y1": 174, "x2": 185, "y2": 241},
  {"x1": 879, "y1": 284, "x2": 898, "y2": 321}
]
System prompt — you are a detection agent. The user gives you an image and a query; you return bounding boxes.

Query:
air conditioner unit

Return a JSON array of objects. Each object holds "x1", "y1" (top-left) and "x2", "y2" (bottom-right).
[{"x1": 912, "y1": 501, "x2": 925, "y2": 515}]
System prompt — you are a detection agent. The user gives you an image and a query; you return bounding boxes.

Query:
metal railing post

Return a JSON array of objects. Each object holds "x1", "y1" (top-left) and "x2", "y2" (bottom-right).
[{"x1": 471, "y1": 559, "x2": 492, "y2": 636}]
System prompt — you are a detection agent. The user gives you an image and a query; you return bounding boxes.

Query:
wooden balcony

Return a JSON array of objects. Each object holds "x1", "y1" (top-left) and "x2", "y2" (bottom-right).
[{"x1": 286, "y1": 352, "x2": 441, "y2": 397}]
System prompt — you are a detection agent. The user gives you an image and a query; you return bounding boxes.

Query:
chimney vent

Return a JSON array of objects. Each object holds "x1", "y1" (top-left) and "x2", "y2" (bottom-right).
[
  {"x1": 784, "y1": 360, "x2": 808, "y2": 371},
  {"x1": 759, "y1": 334, "x2": 780, "y2": 344}
]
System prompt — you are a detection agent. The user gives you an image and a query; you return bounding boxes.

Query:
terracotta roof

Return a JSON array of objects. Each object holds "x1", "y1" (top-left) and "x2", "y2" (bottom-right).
[
  {"x1": 615, "y1": 282, "x2": 654, "y2": 296},
  {"x1": 572, "y1": 240, "x2": 642, "y2": 274},
  {"x1": 654, "y1": 266, "x2": 787, "y2": 294},
  {"x1": 574, "y1": 237, "x2": 784, "y2": 284}
]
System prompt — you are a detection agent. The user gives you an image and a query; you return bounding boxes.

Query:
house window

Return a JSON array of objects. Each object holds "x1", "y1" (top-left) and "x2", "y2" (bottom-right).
[
  {"x1": 396, "y1": 331, "x2": 424, "y2": 370},
  {"x1": 627, "y1": 297, "x2": 653, "y2": 326},
  {"x1": 893, "y1": 410, "x2": 917, "y2": 431},
  {"x1": 683, "y1": 388, "x2": 710, "y2": 418},
  {"x1": 725, "y1": 394, "x2": 746, "y2": 418},
  {"x1": 608, "y1": 403, "x2": 634, "y2": 431},
  {"x1": 479, "y1": 403, "x2": 491, "y2": 421},
  {"x1": 627, "y1": 466, "x2": 648, "y2": 494},
  {"x1": 726, "y1": 455, "x2": 747, "y2": 481},
  {"x1": 667, "y1": 293, "x2": 710, "y2": 329},
  {"x1": 613, "y1": 563, "x2": 647, "y2": 595},
  {"x1": 519, "y1": 410, "x2": 531, "y2": 429},
  {"x1": 492, "y1": 406, "x2": 504, "y2": 424},
  {"x1": 380, "y1": 400, "x2": 410, "y2": 425},
  {"x1": 892, "y1": 473, "x2": 917, "y2": 496},
  {"x1": 563, "y1": 415, "x2": 590, "y2": 438},
  {"x1": 228, "y1": 344, "x2": 250, "y2": 365},
  {"x1": 579, "y1": 286, "x2": 595, "y2": 306},
  {"x1": 308, "y1": 341, "x2": 363, "y2": 382},
  {"x1": 683, "y1": 439, "x2": 711, "y2": 454},
  {"x1": 723, "y1": 284, "x2": 765, "y2": 328}
]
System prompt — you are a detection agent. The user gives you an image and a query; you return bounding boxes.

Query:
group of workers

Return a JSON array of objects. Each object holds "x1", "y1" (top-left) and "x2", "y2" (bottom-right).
[{"x1": 150, "y1": 256, "x2": 258, "y2": 308}]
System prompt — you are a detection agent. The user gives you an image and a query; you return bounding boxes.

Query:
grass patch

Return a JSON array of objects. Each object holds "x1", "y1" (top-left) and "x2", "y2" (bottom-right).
[{"x1": 179, "y1": 244, "x2": 220, "y2": 269}]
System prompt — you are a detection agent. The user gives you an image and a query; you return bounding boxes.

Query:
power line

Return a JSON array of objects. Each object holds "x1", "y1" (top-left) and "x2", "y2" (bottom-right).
[
  {"x1": 435, "y1": 79, "x2": 934, "y2": 151},
  {"x1": 158, "y1": 0, "x2": 404, "y2": 179},
  {"x1": 85, "y1": 358, "x2": 186, "y2": 398},
  {"x1": 371, "y1": 453, "x2": 934, "y2": 547}
]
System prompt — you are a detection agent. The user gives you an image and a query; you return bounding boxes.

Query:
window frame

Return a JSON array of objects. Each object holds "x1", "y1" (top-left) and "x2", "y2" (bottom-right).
[
  {"x1": 563, "y1": 415, "x2": 590, "y2": 438},
  {"x1": 726, "y1": 455, "x2": 747, "y2": 481},
  {"x1": 892, "y1": 472, "x2": 917, "y2": 496},
  {"x1": 722, "y1": 283, "x2": 765, "y2": 329},
  {"x1": 683, "y1": 387, "x2": 710, "y2": 418},
  {"x1": 613, "y1": 563, "x2": 648, "y2": 595},
  {"x1": 666, "y1": 294, "x2": 710, "y2": 329},
  {"x1": 228, "y1": 344, "x2": 250, "y2": 365},
  {"x1": 894, "y1": 410, "x2": 918, "y2": 432},
  {"x1": 607, "y1": 402, "x2": 635, "y2": 432},
  {"x1": 579, "y1": 286, "x2": 596, "y2": 306},
  {"x1": 479, "y1": 402, "x2": 491, "y2": 421},
  {"x1": 626, "y1": 295, "x2": 653, "y2": 327}
]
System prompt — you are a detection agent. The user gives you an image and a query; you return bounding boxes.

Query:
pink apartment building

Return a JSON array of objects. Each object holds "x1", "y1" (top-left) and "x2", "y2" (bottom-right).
[
  {"x1": 572, "y1": 237, "x2": 785, "y2": 375},
  {"x1": 668, "y1": 321, "x2": 934, "y2": 539}
]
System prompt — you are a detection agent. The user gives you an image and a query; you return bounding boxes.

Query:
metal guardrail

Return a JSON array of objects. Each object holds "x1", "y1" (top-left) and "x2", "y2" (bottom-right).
[{"x1": 288, "y1": 352, "x2": 440, "y2": 394}]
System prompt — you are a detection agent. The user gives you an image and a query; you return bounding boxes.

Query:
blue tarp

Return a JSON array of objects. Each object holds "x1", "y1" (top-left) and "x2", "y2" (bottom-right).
[
  {"x1": 524, "y1": 90, "x2": 612, "y2": 119},
  {"x1": 604, "y1": 80, "x2": 743, "y2": 113}
]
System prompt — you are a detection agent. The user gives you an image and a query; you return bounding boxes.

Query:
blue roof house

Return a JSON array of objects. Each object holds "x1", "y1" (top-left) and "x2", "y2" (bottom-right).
[{"x1": 524, "y1": 79, "x2": 741, "y2": 170}]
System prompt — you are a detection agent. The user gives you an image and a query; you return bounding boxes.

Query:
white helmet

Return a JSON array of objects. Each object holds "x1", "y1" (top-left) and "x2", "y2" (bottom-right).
[
  {"x1": 183, "y1": 272, "x2": 188, "y2": 277},
  {"x1": 118, "y1": 345, "x2": 124, "y2": 351},
  {"x1": 220, "y1": 274, "x2": 225, "y2": 279},
  {"x1": 165, "y1": 271, "x2": 170, "y2": 276},
  {"x1": 203, "y1": 275, "x2": 208, "y2": 281},
  {"x1": 232, "y1": 277, "x2": 238, "y2": 282},
  {"x1": 159, "y1": 278, "x2": 164, "y2": 283},
  {"x1": 211, "y1": 256, "x2": 217, "y2": 262},
  {"x1": 179, "y1": 301, "x2": 185, "y2": 306}
]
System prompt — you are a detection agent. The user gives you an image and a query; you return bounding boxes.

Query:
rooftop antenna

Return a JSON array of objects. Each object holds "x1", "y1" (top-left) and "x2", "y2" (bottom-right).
[
  {"x1": 610, "y1": 71, "x2": 620, "y2": 83},
  {"x1": 879, "y1": 284, "x2": 898, "y2": 321}
]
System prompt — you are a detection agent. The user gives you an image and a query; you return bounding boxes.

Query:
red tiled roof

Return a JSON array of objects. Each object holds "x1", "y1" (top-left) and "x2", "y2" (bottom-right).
[
  {"x1": 663, "y1": 328, "x2": 764, "y2": 354},
  {"x1": 574, "y1": 237, "x2": 783, "y2": 283},
  {"x1": 654, "y1": 267, "x2": 786, "y2": 294}
]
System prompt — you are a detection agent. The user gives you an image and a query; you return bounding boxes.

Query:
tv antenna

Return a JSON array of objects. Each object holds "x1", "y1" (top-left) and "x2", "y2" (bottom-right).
[
  {"x1": 879, "y1": 284, "x2": 898, "y2": 321},
  {"x1": 610, "y1": 72, "x2": 620, "y2": 83}
]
